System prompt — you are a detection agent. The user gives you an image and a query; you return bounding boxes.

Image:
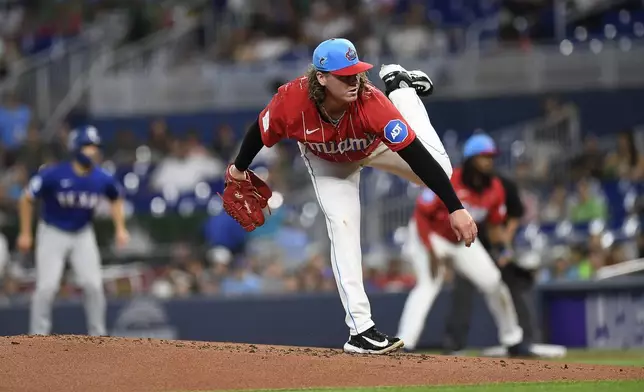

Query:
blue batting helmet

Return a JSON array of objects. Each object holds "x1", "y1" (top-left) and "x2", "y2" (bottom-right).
[
  {"x1": 68, "y1": 125, "x2": 101, "y2": 151},
  {"x1": 68, "y1": 125, "x2": 101, "y2": 167},
  {"x1": 462, "y1": 133, "x2": 498, "y2": 159}
]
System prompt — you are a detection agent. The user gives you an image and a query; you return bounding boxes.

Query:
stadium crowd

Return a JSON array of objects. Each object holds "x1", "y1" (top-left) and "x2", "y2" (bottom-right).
[
  {"x1": 0, "y1": 0, "x2": 643, "y2": 303},
  {"x1": 0, "y1": 92, "x2": 642, "y2": 303}
]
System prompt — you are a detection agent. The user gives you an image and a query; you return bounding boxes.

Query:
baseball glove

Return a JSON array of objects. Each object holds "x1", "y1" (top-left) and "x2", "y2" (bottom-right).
[{"x1": 220, "y1": 165, "x2": 272, "y2": 231}]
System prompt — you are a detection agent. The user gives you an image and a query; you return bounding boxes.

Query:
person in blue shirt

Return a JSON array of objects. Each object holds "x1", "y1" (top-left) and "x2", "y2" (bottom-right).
[
  {"x1": 16, "y1": 125, "x2": 130, "y2": 336},
  {"x1": 0, "y1": 94, "x2": 31, "y2": 150}
]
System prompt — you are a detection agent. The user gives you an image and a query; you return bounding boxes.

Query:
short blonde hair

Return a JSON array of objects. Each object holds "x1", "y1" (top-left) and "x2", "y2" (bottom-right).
[{"x1": 306, "y1": 65, "x2": 370, "y2": 106}]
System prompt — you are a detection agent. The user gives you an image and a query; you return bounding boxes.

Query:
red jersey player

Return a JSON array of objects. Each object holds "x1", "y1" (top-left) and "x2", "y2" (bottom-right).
[
  {"x1": 397, "y1": 133, "x2": 534, "y2": 357},
  {"x1": 226, "y1": 37, "x2": 477, "y2": 354}
]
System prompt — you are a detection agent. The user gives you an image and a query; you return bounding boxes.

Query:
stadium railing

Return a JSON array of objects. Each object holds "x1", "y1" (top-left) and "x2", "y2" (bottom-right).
[
  {"x1": 0, "y1": 32, "x2": 113, "y2": 122},
  {"x1": 490, "y1": 103, "x2": 582, "y2": 182},
  {"x1": 84, "y1": 43, "x2": 644, "y2": 115},
  {"x1": 41, "y1": 19, "x2": 199, "y2": 139}
]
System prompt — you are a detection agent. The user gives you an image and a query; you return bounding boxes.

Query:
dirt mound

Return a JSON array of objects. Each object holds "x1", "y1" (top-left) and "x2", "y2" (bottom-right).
[{"x1": 1, "y1": 335, "x2": 643, "y2": 392}]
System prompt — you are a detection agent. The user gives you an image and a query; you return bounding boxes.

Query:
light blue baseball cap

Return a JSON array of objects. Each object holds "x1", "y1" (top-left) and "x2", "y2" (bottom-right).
[
  {"x1": 463, "y1": 133, "x2": 498, "y2": 159},
  {"x1": 312, "y1": 38, "x2": 373, "y2": 76}
]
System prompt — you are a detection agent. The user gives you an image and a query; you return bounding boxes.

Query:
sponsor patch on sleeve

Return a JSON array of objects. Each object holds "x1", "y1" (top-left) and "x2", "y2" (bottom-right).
[{"x1": 384, "y1": 119, "x2": 409, "y2": 144}]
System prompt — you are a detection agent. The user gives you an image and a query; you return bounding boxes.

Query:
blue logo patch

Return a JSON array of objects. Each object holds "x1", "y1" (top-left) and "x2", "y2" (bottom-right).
[{"x1": 384, "y1": 119, "x2": 408, "y2": 144}]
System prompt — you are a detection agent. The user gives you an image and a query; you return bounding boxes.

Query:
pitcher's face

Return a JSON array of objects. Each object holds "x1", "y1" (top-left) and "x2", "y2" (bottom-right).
[{"x1": 318, "y1": 72, "x2": 360, "y2": 103}]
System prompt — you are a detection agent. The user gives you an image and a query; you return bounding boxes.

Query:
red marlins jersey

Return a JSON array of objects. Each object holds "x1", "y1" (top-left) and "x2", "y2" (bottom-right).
[
  {"x1": 258, "y1": 77, "x2": 416, "y2": 162},
  {"x1": 414, "y1": 168, "x2": 507, "y2": 247}
]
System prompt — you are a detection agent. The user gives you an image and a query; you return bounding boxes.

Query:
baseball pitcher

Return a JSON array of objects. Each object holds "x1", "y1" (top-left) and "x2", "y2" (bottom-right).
[
  {"x1": 397, "y1": 133, "x2": 535, "y2": 357},
  {"x1": 17, "y1": 126, "x2": 129, "y2": 336},
  {"x1": 219, "y1": 37, "x2": 477, "y2": 354}
]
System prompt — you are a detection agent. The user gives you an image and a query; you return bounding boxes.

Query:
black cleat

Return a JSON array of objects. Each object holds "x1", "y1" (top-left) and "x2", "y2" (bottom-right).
[
  {"x1": 508, "y1": 342, "x2": 538, "y2": 358},
  {"x1": 379, "y1": 64, "x2": 434, "y2": 97},
  {"x1": 343, "y1": 326, "x2": 404, "y2": 355}
]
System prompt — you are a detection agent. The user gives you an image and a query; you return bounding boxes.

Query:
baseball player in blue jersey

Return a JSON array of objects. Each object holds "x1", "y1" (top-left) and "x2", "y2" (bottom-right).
[{"x1": 17, "y1": 125, "x2": 129, "y2": 336}]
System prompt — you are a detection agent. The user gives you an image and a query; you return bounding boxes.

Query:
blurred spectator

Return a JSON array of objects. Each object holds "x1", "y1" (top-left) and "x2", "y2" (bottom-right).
[
  {"x1": 518, "y1": 186, "x2": 540, "y2": 225},
  {"x1": 185, "y1": 130, "x2": 210, "y2": 157},
  {"x1": 164, "y1": 243, "x2": 203, "y2": 297},
  {"x1": 220, "y1": 258, "x2": 262, "y2": 296},
  {"x1": 540, "y1": 184, "x2": 568, "y2": 223},
  {"x1": 0, "y1": 93, "x2": 31, "y2": 152},
  {"x1": 571, "y1": 134, "x2": 605, "y2": 180},
  {"x1": 270, "y1": 212, "x2": 311, "y2": 271},
  {"x1": 150, "y1": 136, "x2": 224, "y2": 192},
  {"x1": 109, "y1": 129, "x2": 138, "y2": 166},
  {"x1": 0, "y1": 161, "x2": 28, "y2": 202},
  {"x1": 204, "y1": 212, "x2": 248, "y2": 257},
  {"x1": 212, "y1": 124, "x2": 238, "y2": 162},
  {"x1": 604, "y1": 130, "x2": 644, "y2": 181},
  {"x1": 302, "y1": 1, "x2": 355, "y2": 50},
  {"x1": 17, "y1": 124, "x2": 47, "y2": 173},
  {"x1": 373, "y1": 257, "x2": 416, "y2": 292},
  {"x1": 297, "y1": 257, "x2": 334, "y2": 293},
  {"x1": 568, "y1": 177, "x2": 607, "y2": 223},
  {"x1": 564, "y1": 245, "x2": 588, "y2": 280},
  {"x1": 385, "y1": 2, "x2": 446, "y2": 59},
  {"x1": 147, "y1": 118, "x2": 172, "y2": 162},
  {"x1": 606, "y1": 243, "x2": 629, "y2": 266},
  {"x1": 261, "y1": 260, "x2": 289, "y2": 294}
]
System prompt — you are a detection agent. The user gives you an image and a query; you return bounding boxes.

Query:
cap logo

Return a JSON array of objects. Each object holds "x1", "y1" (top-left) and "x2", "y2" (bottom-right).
[
  {"x1": 319, "y1": 56, "x2": 327, "y2": 66},
  {"x1": 345, "y1": 47, "x2": 357, "y2": 61}
]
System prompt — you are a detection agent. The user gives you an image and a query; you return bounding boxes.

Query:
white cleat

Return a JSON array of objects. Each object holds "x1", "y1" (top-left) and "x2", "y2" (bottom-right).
[
  {"x1": 379, "y1": 64, "x2": 434, "y2": 97},
  {"x1": 379, "y1": 64, "x2": 407, "y2": 80},
  {"x1": 407, "y1": 69, "x2": 434, "y2": 96}
]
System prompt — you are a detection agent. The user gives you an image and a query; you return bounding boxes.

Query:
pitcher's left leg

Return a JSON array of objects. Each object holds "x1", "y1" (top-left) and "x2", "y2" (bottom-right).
[
  {"x1": 380, "y1": 65, "x2": 452, "y2": 178},
  {"x1": 365, "y1": 68, "x2": 452, "y2": 182}
]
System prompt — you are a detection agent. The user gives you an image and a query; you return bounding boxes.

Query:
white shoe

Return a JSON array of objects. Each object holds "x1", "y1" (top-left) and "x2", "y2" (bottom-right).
[
  {"x1": 407, "y1": 69, "x2": 434, "y2": 96},
  {"x1": 379, "y1": 64, "x2": 407, "y2": 80},
  {"x1": 379, "y1": 64, "x2": 434, "y2": 97}
]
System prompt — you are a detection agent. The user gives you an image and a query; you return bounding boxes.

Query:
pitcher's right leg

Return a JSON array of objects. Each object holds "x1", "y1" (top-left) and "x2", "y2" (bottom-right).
[{"x1": 300, "y1": 145, "x2": 403, "y2": 354}]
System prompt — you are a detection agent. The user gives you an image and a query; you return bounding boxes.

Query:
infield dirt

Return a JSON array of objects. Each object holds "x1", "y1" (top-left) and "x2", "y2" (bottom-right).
[{"x1": 1, "y1": 335, "x2": 643, "y2": 392}]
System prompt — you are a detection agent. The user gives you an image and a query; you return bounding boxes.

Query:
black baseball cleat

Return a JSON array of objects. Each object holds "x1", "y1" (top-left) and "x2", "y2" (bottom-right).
[
  {"x1": 408, "y1": 69, "x2": 434, "y2": 96},
  {"x1": 379, "y1": 64, "x2": 434, "y2": 97},
  {"x1": 508, "y1": 342, "x2": 538, "y2": 359},
  {"x1": 343, "y1": 326, "x2": 404, "y2": 355}
]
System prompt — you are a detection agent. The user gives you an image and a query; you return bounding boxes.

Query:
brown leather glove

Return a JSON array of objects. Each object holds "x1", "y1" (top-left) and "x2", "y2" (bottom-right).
[{"x1": 220, "y1": 165, "x2": 272, "y2": 231}]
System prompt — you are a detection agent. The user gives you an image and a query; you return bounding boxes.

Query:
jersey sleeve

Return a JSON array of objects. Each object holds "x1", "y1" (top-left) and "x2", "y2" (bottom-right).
[
  {"x1": 104, "y1": 173, "x2": 124, "y2": 201},
  {"x1": 258, "y1": 90, "x2": 289, "y2": 148},
  {"x1": 365, "y1": 88, "x2": 416, "y2": 152},
  {"x1": 487, "y1": 182, "x2": 507, "y2": 224},
  {"x1": 25, "y1": 167, "x2": 54, "y2": 199}
]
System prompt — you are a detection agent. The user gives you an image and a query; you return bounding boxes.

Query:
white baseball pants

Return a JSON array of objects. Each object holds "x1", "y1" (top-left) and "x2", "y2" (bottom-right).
[
  {"x1": 299, "y1": 87, "x2": 452, "y2": 335},
  {"x1": 397, "y1": 219, "x2": 524, "y2": 350},
  {"x1": 30, "y1": 222, "x2": 106, "y2": 336}
]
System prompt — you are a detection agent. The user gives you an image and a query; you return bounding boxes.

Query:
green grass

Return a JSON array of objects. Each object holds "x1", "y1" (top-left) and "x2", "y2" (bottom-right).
[
  {"x1": 177, "y1": 349, "x2": 644, "y2": 391},
  {"x1": 419, "y1": 349, "x2": 644, "y2": 367},
  {"x1": 183, "y1": 380, "x2": 644, "y2": 392},
  {"x1": 523, "y1": 348, "x2": 644, "y2": 367}
]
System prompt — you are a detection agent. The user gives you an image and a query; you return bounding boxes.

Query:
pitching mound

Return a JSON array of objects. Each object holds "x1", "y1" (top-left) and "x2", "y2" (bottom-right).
[{"x1": 1, "y1": 335, "x2": 643, "y2": 392}]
